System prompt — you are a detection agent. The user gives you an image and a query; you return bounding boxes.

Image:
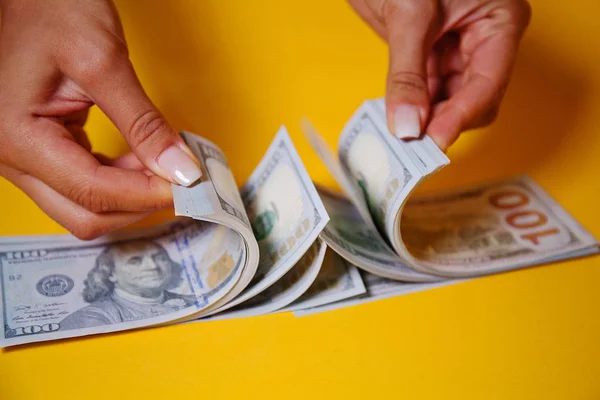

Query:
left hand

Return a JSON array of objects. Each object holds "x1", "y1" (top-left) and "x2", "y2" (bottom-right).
[{"x1": 0, "y1": 0, "x2": 202, "y2": 240}]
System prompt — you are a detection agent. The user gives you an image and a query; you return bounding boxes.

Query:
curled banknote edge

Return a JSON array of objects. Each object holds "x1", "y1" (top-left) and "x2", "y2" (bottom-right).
[
  {"x1": 0, "y1": 99, "x2": 597, "y2": 347},
  {"x1": 293, "y1": 270, "x2": 467, "y2": 317},
  {"x1": 203, "y1": 239, "x2": 328, "y2": 320},
  {"x1": 301, "y1": 98, "x2": 599, "y2": 279},
  {"x1": 0, "y1": 220, "x2": 247, "y2": 347},
  {"x1": 280, "y1": 248, "x2": 366, "y2": 313},
  {"x1": 0, "y1": 127, "x2": 332, "y2": 347}
]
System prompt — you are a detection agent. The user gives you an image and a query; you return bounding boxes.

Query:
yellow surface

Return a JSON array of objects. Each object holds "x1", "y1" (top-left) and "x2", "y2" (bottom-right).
[{"x1": 1, "y1": 1, "x2": 600, "y2": 398}]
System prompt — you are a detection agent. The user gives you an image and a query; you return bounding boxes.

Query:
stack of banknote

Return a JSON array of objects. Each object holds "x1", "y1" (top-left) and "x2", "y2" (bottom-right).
[{"x1": 1, "y1": 98, "x2": 597, "y2": 347}]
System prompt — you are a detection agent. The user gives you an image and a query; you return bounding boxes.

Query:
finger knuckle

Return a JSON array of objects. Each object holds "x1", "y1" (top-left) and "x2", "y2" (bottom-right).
[
  {"x1": 68, "y1": 180, "x2": 114, "y2": 213},
  {"x1": 127, "y1": 110, "x2": 171, "y2": 151},
  {"x1": 67, "y1": 181, "x2": 93, "y2": 211},
  {"x1": 384, "y1": 0, "x2": 438, "y2": 22},
  {"x1": 388, "y1": 71, "x2": 429, "y2": 94},
  {"x1": 148, "y1": 177, "x2": 173, "y2": 208}
]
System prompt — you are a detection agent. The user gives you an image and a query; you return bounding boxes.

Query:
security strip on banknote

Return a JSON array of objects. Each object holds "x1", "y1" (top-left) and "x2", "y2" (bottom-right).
[{"x1": 0, "y1": 99, "x2": 597, "y2": 347}]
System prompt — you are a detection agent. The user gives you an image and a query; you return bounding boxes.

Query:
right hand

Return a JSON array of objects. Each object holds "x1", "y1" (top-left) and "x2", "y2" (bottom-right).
[
  {"x1": 0, "y1": 0, "x2": 202, "y2": 240},
  {"x1": 348, "y1": 0, "x2": 531, "y2": 150}
]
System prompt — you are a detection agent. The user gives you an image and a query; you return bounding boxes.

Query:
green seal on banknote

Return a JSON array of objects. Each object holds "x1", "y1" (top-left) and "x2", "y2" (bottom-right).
[{"x1": 251, "y1": 206, "x2": 278, "y2": 241}]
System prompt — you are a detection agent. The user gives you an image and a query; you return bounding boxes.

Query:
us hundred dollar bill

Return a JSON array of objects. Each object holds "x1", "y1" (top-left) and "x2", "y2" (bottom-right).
[
  {"x1": 203, "y1": 127, "x2": 330, "y2": 316},
  {"x1": 294, "y1": 270, "x2": 463, "y2": 317},
  {"x1": 400, "y1": 176, "x2": 600, "y2": 277},
  {"x1": 281, "y1": 248, "x2": 366, "y2": 313},
  {"x1": 1, "y1": 99, "x2": 598, "y2": 347},
  {"x1": 316, "y1": 185, "x2": 441, "y2": 282},
  {"x1": 0, "y1": 220, "x2": 246, "y2": 347},
  {"x1": 206, "y1": 240, "x2": 328, "y2": 320},
  {"x1": 303, "y1": 99, "x2": 599, "y2": 279},
  {"x1": 0, "y1": 127, "x2": 331, "y2": 346},
  {"x1": 172, "y1": 132, "x2": 260, "y2": 309}
]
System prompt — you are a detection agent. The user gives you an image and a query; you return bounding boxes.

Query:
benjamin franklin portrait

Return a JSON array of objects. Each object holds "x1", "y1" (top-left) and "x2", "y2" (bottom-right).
[{"x1": 60, "y1": 240, "x2": 195, "y2": 329}]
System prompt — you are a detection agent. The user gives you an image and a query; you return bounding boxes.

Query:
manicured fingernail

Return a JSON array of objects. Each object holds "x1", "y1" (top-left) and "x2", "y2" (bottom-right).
[
  {"x1": 157, "y1": 146, "x2": 202, "y2": 186},
  {"x1": 393, "y1": 104, "x2": 421, "y2": 139}
]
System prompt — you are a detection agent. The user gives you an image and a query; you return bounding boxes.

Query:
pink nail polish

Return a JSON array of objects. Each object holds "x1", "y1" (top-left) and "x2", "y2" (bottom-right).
[
  {"x1": 157, "y1": 146, "x2": 202, "y2": 186},
  {"x1": 394, "y1": 105, "x2": 421, "y2": 139}
]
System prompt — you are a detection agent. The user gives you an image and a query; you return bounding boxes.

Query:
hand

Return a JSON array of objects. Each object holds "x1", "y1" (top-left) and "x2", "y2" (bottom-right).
[
  {"x1": 348, "y1": 0, "x2": 531, "y2": 150},
  {"x1": 0, "y1": 0, "x2": 202, "y2": 240}
]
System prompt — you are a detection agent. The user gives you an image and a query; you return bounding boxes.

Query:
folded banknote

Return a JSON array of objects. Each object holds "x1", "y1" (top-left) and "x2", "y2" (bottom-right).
[{"x1": 0, "y1": 99, "x2": 596, "y2": 347}]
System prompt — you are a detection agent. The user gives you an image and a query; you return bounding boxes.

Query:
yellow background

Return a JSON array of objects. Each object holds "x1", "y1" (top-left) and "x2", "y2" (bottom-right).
[{"x1": 1, "y1": 0, "x2": 599, "y2": 398}]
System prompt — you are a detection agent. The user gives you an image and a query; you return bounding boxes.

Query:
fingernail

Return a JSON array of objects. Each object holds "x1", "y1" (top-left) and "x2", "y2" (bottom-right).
[
  {"x1": 157, "y1": 146, "x2": 202, "y2": 186},
  {"x1": 393, "y1": 105, "x2": 421, "y2": 139}
]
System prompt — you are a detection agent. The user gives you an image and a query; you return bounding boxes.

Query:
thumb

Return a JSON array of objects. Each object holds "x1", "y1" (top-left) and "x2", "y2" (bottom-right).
[
  {"x1": 383, "y1": 1, "x2": 439, "y2": 140},
  {"x1": 73, "y1": 53, "x2": 202, "y2": 187}
]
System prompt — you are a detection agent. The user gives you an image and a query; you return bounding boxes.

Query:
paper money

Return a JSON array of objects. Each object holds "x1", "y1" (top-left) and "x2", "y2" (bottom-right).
[
  {"x1": 1, "y1": 97, "x2": 598, "y2": 347},
  {"x1": 294, "y1": 271, "x2": 463, "y2": 317},
  {"x1": 301, "y1": 104, "x2": 449, "y2": 279},
  {"x1": 0, "y1": 127, "x2": 330, "y2": 346},
  {"x1": 0, "y1": 220, "x2": 245, "y2": 347},
  {"x1": 303, "y1": 98, "x2": 598, "y2": 278},
  {"x1": 401, "y1": 175, "x2": 600, "y2": 277},
  {"x1": 202, "y1": 127, "x2": 330, "y2": 315},
  {"x1": 300, "y1": 118, "x2": 378, "y2": 231},
  {"x1": 172, "y1": 132, "x2": 259, "y2": 312},
  {"x1": 336, "y1": 99, "x2": 449, "y2": 246},
  {"x1": 281, "y1": 249, "x2": 366, "y2": 313},
  {"x1": 317, "y1": 185, "x2": 441, "y2": 282},
  {"x1": 207, "y1": 240, "x2": 327, "y2": 319}
]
